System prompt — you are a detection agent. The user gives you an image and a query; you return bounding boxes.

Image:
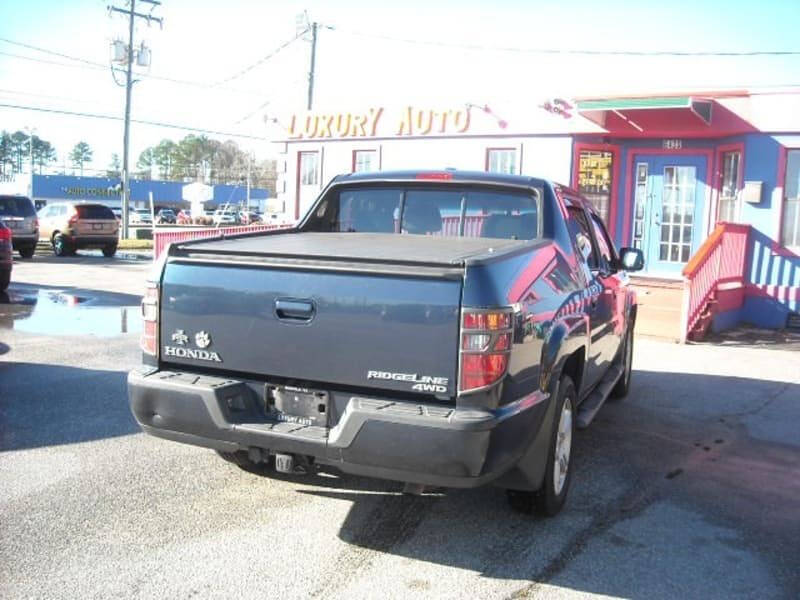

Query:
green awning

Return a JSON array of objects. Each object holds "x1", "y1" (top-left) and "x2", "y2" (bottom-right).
[
  {"x1": 576, "y1": 97, "x2": 691, "y2": 111},
  {"x1": 576, "y1": 96, "x2": 713, "y2": 130}
]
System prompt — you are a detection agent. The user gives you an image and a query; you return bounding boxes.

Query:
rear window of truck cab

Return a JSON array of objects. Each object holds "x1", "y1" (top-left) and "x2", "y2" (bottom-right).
[{"x1": 305, "y1": 185, "x2": 543, "y2": 240}]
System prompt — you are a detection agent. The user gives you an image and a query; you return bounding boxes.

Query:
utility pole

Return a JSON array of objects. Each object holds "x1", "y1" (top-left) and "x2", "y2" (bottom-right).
[
  {"x1": 307, "y1": 21, "x2": 318, "y2": 110},
  {"x1": 246, "y1": 154, "x2": 251, "y2": 212},
  {"x1": 108, "y1": 0, "x2": 162, "y2": 239},
  {"x1": 24, "y1": 126, "x2": 36, "y2": 197}
]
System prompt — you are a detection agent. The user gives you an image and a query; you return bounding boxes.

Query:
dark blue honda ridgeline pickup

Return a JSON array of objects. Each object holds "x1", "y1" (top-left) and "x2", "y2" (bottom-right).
[{"x1": 128, "y1": 170, "x2": 644, "y2": 515}]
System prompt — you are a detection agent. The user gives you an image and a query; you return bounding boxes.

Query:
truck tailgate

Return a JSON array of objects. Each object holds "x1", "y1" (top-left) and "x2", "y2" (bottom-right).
[{"x1": 159, "y1": 260, "x2": 462, "y2": 397}]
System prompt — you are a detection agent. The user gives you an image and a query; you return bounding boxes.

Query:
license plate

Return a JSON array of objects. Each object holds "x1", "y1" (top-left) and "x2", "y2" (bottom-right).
[
  {"x1": 92, "y1": 223, "x2": 103, "y2": 231},
  {"x1": 265, "y1": 385, "x2": 328, "y2": 427}
]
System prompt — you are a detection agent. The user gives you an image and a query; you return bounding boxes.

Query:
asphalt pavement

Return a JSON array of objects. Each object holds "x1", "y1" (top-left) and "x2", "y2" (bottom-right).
[{"x1": 1, "y1": 259, "x2": 799, "y2": 599}]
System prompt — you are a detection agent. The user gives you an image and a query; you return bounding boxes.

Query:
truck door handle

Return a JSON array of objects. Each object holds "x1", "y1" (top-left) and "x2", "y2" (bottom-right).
[{"x1": 275, "y1": 299, "x2": 315, "y2": 321}]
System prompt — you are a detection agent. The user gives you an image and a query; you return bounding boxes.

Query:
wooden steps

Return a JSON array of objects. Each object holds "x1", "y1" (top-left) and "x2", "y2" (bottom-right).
[{"x1": 628, "y1": 276, "x2": 684, "y2": 341}]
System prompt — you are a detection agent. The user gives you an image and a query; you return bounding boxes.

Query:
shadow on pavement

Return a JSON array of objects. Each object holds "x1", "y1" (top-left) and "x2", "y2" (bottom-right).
[
  {"x1": 0, "y1": 362, "x2": 139, "y2": 451},
  {"x1": 282, "y1": 369, "x2": 800, "y2": 596},
  {"x1": 698, "y1": 325, "x2": 800, "y2": 351}
]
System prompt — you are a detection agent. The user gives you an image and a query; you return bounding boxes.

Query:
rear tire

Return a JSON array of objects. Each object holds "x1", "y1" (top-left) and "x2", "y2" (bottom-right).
[
  {"x1": 507, "y1": 375, "x2": 576, "y2": 517},
  {"x1": 610, "y1": 326, "x2": 634, "y2": 400},
  {"x1": 52, "y1": 234, "x2": 69, "y2": 257},
  {"x1": 0, "y1": 269, "x2": 9, "y2": 292},
  {"x1": 102, "y1": 244, "x2": 117, "y2": 258},
  {"x1": 19, "y1": 245, "x2": 35, "y2": 258}
]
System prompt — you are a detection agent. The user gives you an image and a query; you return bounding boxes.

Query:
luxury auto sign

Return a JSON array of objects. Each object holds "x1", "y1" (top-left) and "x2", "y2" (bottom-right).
[{"x1": 286, "y1": 106, "x2": 472, "y2": 139}]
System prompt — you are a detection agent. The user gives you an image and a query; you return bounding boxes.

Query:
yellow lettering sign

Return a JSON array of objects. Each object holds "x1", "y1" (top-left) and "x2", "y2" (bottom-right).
[{"x1": 286, "y1": 106, "x2": 470, "y2": 139}]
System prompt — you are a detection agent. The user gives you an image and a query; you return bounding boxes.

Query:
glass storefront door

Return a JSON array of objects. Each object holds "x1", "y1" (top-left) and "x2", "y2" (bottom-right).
[{"x1": 632, "y1": 155, "x2": 707, "y2": 275}]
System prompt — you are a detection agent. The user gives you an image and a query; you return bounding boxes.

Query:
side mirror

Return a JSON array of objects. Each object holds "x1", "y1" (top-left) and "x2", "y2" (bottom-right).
[{"x1": 618, "y1": 247, "x2": 644, "y2": 271}]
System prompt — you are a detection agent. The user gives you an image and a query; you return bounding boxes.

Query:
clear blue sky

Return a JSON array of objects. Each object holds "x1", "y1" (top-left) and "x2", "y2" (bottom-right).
[{"x1": 1, "y1": 0, "x2": 798, "y2": 172}]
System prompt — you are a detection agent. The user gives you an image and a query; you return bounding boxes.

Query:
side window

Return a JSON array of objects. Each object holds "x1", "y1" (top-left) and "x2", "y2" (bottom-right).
[
  {"x1": 566, "y1": 205, "x2": 598, "y2": 269},
  {"x1": 589, "y1": 213, "x2": 615, "y2": 270}
]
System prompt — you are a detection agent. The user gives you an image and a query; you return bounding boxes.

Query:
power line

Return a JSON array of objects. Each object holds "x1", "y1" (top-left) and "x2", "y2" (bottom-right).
[
  {"x1": 214, "y1": 29, "x2": 307, "y2": 86},
  {"x1": 0, "y1": 102, "x2": 267, "y2": 140},
  {"x1": 0, "y1": 37, "x2": 265, "y2": 95},
  {"x1": 334, "y1": 28, "x2": 800, "y2": 57},
  {"x1": 0, "y1": 49, "x2": 110, "y2": 72}
]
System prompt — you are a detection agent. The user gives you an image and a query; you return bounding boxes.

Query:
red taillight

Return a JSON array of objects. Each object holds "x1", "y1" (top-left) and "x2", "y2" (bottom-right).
[
  {"x1": 68, "y1": 210, "x2": 78, "y2": 226},
  {"x1": 33, "y1": 218, "x2": 39, "y2": 229},
  {"x1": 140, "y1": 285, "x2": 159, "y2": 356},
  {"x1": 415, "y1": 172, "x2": 453, "y2": 180},
  {"x1": 459, "y1": 309, "x2": 513, "y2": 393},
  {"x1": 461, "y1": 354, "x2": 509, "y2": 391},
  {"x1": 0, "y1": 226, "x2": 10, "y2": 241}
]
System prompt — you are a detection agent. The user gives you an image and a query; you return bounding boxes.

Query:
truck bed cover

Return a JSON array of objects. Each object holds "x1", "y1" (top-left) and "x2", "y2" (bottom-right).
[{"x1": 177, "y1": 232, "x2": 528, "y2": 266}]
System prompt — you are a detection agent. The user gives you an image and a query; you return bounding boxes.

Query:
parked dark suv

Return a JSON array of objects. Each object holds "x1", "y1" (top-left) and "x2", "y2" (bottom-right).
[{"x1": 0, "y1": 195, "x2": 38, "y2": 258}]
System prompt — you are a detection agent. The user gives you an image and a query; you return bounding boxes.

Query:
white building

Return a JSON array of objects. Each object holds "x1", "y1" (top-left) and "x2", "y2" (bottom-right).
[{"x1": 272, "y1": 101, "x2": 602, "y2": 221}]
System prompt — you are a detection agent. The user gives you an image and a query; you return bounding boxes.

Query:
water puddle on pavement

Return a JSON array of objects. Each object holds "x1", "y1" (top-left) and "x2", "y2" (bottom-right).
[{"x1": 0, "y1": 289, "x2": 141, "y2": 336}]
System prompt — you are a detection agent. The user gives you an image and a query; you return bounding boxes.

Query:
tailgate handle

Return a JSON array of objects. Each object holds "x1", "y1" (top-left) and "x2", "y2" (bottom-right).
[{"x1": 275, "y1": 299, "x2": 315, "y2": 321}]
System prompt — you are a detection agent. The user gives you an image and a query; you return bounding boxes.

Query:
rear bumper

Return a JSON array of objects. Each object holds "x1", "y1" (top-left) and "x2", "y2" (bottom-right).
[
  {"x1": 11, "y1": 233, "x2": 37, "y2": 248},
  {"x1": 66, "y1": 235, "x2": 119, "y2": 248},
  {"x1": 128, "y1": 368, "x2": 552, "y2": 488}
]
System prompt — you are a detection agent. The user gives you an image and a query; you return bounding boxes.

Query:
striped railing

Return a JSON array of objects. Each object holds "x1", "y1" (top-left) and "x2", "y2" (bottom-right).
[
  {"x1": 153, "y1": 223, "x2": 290, "y2": 260},
  {"x1": 681, "y1": 222, "x2": 750, "y2": 341}
]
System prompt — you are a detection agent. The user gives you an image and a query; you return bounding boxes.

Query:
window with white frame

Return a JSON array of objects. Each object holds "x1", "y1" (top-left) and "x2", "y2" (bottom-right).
[
  {"x1": 487, "y1": 148, "x2": 517, "y2": 174},
  {"x1": 353, "y1": 149, "x2": 377, "y2": 173},
  {"x1": 717, "y1": 151, "x2": 741, "y2": 223},
  {"x1": 782, "y1": 150, "x2": 800, "y2": 248},
  {"x1": 299, "y1": 152, "x2": 318, "y2": 185}
]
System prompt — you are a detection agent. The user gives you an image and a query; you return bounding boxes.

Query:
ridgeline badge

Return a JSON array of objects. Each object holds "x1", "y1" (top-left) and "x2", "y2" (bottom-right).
[{"x1": 366, "y1": 370, "x2": 448, "y2": 393}]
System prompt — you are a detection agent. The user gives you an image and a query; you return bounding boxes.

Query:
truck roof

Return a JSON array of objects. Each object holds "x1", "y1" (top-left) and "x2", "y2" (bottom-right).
[{"x1": 333, "y1": 169, "x2": 552, "y2": 189}]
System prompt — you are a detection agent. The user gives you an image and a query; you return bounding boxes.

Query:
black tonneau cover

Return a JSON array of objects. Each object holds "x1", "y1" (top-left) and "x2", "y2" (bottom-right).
[{"x1": 179, "y1": 232, "x2": 525, "y2": 266}]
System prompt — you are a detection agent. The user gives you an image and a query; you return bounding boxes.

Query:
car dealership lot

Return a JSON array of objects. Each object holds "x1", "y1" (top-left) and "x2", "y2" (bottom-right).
[{"x1": 1, "y1": 260, "x2": 799, "y2": 599}]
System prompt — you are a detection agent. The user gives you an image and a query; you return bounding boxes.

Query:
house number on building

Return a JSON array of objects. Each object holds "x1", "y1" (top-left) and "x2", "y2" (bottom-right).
[{"x1": 662, "y1": 139, "x2": 682, "y2": 150}]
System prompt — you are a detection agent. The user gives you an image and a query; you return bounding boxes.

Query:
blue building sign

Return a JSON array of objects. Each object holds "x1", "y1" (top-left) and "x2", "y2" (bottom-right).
[{"x1": 31, "y1": 174, "x2": 270, "y2": 209}]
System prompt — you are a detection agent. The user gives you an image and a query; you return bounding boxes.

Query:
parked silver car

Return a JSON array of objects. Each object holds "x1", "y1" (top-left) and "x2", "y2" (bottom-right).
[{"x1": 0, "y1": 195, "x2": 38, "y2": 258}]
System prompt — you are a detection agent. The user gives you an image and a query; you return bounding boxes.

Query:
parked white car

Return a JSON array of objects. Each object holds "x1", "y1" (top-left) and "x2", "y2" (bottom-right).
[
  {"x1": 129, "y1": 209, "x2": 153, "y2": 225},
  {"x1": 212, "y1": 209, "x2": 239, "y2": 226}
]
